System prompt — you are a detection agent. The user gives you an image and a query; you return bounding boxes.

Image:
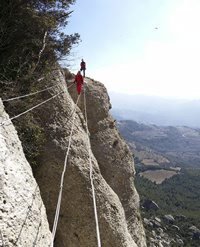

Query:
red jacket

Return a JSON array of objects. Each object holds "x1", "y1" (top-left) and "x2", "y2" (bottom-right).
[{"x1": 75, "y1": 74, "x2": 83, "y2": 84}]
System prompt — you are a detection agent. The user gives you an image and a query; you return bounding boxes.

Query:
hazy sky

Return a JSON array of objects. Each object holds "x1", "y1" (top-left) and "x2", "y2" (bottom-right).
[{"x1": 65, "y1": 0, "x2": 200, "y2": 99}]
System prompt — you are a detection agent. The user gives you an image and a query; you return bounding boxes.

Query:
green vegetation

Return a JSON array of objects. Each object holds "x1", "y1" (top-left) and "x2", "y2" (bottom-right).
[
  {"x1": 136, "y1": 168, "x2": 200, "y2": 220},
  {"x1": 118, "y1": 120, "x2": 200, "y2": 168},
  {"x1": 118, "y1": 120, "x2": 200, "y2": 244},
  {"x1": 14, "y1": 113, "x2": 46, "y2": 167},
  {"x1": 135, "y1": 168, "x2": 200, "y2": 245},
  {"x1": 0, "y1": 0, "x2": 79, "y2": 167},
  {"x1": 0, "y1": 0, "x2": 79, "y2": 86}
]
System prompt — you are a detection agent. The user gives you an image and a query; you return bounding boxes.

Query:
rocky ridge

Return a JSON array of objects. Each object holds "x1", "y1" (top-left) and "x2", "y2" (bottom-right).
[
  {"x1": 69, "y1": 77, "x2": 146, "y2": 246},
  {"x1": 34, "y1": 70, "x2": 146, "y2": 246},
  {"x1": 0, "y1": 70, "x2": 147, "y2": 246},
  {"x1": 0, "y1": 100, "x2": 52, "y2": 246}
]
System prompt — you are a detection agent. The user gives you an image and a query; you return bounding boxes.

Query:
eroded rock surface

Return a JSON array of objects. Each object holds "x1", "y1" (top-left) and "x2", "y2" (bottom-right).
[
  {"x1": 68, "y1": 76, "x2": 146, "y2": 247},
  {"x1": 33, "y1": 71, "x2": 141, "y2": 247},
  {"x1": 0, "y1": 100, "x2": 52, "y2": 247},
  {"x1": 1, "y1": 70, "x2": 147, "y2": 246}
]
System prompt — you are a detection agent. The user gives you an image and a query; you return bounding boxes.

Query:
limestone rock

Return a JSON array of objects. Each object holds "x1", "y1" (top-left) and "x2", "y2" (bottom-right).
[
  {"x1": 176, "y1": 238, "x2": 184, "y2": 245},
  {"x1": 143, "y1": 199, "x2": 159, "y2": 211},
  {"x1": 143, "y1": 218, "x2": 153, "y2": 227},
  {"x1": 69, "y1": 77, "x2": 146, "y2": 246},
  {"x1": 163, "y1": 215, "x2": 175, "y2": 224},
  {"x1": 146, "y1": 218, "x2": 184, "y2": 247},
  {"x1": 150, "y1": 219, "x2": 161, "y2": 228},
  {"x1": 155, "y1": 217, "x2": 161, "y2": 223},
  {"x1": 175, "y1": 215, "x2": 186, "y2": 221},
  {"x1": 171, "y1": 225, "x2": 180, "y2": 231},
  {"x1": 33, "y1": 71, "x2": 143, "y2": 246},
  {"x1": 189, "y1": 225, "x2": 199, "y2": 232},
  {"x1": 0, "y1": 100, "x2": 52, "y2": 247},
  {"x1": 189, "y1": 225, "x2": 200, "y2": 240}
]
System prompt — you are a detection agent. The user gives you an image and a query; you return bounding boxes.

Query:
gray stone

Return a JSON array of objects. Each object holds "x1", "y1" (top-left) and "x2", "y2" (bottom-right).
[
  {"x1": 143, "y1": 218, "x2": 149, "y2": 224},
  {"x1": 155, "y1": 217, "x2": 161, "y2": 223},
  {"x1": 152, "y1": 230, "x2": 156, "y2": 237},
  {"x1": 175, "y1": 215, "x2": 186, "y2": 221},
  {"x1": 176, "y1": 238, "x2": 184, "y2": 245},
  {"x1": 32, "y1": 71, "x2": 146, "y2": 246},
  {"x1": 157, "y1": 228, "x2": 164, "y2": 234},
  {"x1": 144, "y1": 220, "x2": 153, "y2": 228},
  {"x1": 171, "y1": 225, "x2": 180, "y2": 231},
  {"x1": 0, "y1": 100, "x2": 52, "y2": 247},
  {"x1": 75, "y1": 78, "x2": 147, "y2": 246},
  {"x1": 189, "y1": 225, "x2": 200, "y2": 232},
  {"x1": 163, "y1": 215, "x2": 175, "y2": 224},
  {"x1": 144, "y1": 218, "x2": 152, "y2": 227},
  {"x1": 150, "y1": 219, "x2": 161, "y2": 228},
  {"x1": 143, "y1": 199, "x2": 159, "y2": 211},
  {"x1": 189, "y1": 226, "x2": 200, "y2": 240}
]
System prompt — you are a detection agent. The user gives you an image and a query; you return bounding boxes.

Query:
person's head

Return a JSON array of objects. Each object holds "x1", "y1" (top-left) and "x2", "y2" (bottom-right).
[
  {"x1": 81, "y1": 59, "x2": 84, "y2": 62},
  {"x1": 77, "y1": 70, "x2": 81, "y2": 75}
]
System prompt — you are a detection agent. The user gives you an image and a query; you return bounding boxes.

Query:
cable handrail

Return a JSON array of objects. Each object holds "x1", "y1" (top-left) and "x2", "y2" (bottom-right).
[
  {"x1": 0, "y1": 91, "x2": 64, "y2": 126},
  {"x1": 2, "y1": 85, "x2": 58, "y2": 102},
  {"x1": 2, "y1": 80, "x2": 74, "y2": 103},
  {"x1": 51, "y1": 94, "x2": 81, "y2": 246},
  {"x1": 83, "y1": 85, "x2": 101, "y2": 247}
]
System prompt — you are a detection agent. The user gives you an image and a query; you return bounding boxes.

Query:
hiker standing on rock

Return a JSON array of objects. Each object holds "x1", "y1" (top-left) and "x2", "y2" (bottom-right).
[
  {"x1": 74, "y1": 71, "x2": 84, "y2": 95},
  {"x1": 80, "y1": 59, "x2": 86, "y2": 77}
]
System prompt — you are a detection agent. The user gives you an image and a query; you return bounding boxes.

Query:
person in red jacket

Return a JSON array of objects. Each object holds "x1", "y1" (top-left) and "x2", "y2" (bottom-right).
[
  {"x1": 80, "y1": 59, "x2": 86, "y2": 77},
  {"x1": 74, "y1": 71, "x2": 84, "y2": 95}
]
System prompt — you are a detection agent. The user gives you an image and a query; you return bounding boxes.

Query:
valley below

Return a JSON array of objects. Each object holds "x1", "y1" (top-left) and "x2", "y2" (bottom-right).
[
  {"x1": 118, "y1": 120, "x2": 200, "y2": 169},
  {"x1": 117, "y1": 119, "x2": 200, "y2": 246},
  {"x1": 139, "y1": 169, "x2": 179, "y2": 184}
]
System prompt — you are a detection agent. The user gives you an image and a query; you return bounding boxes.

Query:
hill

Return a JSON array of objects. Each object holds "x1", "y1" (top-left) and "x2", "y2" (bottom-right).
[
  {"x1": 118, "y1": 120, "x2": 200, "y2": 169},
  {"x1": 117, "y1": 119, "x2": 200, "y2": 246},
  {"x1": 110, "y1": 92, "x2": 200, "y2": 127}
]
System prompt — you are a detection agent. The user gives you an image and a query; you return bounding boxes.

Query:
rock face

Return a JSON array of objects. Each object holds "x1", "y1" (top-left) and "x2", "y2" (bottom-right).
[
  {"x1": 189, "y1": 226, "x2": 200, "y2": 240},
  {"x1": 0, "y1": 100, "x2": 52, "y2": 247},
  {"x1": 69, "y1": 77, "x2": 146, "y2": 247},
  {"x1": 33, "y1": 71, "x2": 146, "y2": 247},
  {"x1": 143, "y1": 199, "x2": 159, "y2": 211},
  {"x1": 163, "y1": 215, "x2": 175, "y2": 224},
  {"x1": 144, "y1": 215, "x2": 184, "y2": 247}
]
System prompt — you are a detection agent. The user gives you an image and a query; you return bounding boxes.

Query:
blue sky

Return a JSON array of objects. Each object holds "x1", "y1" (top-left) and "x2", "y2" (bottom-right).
[{"x1": 64, "y1": 0, "x2": 200, "y2": 99}]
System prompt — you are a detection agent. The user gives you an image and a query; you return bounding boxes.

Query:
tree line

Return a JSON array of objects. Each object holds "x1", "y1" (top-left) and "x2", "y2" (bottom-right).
[{"x1": 0, "y1": 0, "x2": 80, "y2": 89}]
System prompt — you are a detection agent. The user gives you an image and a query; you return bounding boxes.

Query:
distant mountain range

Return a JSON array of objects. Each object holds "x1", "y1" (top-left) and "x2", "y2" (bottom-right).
[
  {"x1": 117, "y1": 120, "x2": 200, "y2": 168},
  {"x1": 109, "y1": 92, "x2": 200, "y2": 127}
]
